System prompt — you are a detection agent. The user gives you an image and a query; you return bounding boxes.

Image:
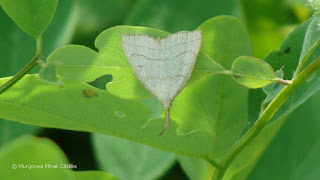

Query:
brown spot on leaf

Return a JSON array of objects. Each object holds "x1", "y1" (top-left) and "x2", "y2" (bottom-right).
[
  {"x1": 284, "y1": 47, "x2": 291, "y2": 53},
  {"x1": 82, "y1": 89, "x2": 98, "y2": 98}
]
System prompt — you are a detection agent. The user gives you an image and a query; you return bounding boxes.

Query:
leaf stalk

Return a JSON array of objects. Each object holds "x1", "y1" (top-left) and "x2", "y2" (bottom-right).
[{"x1": 0, "y1": 37, "x2": 42, "y2": 95}]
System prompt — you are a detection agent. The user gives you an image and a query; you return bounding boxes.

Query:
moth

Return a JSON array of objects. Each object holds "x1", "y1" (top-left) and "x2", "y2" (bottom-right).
[{"x1": 121, "y1": 30, "x2": 202, "y2": 135}]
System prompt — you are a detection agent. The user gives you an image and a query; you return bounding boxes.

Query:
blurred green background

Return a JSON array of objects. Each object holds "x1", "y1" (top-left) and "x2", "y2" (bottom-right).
[{"x1": 0, "y1": 0, "x2": 318, "y2": 179}]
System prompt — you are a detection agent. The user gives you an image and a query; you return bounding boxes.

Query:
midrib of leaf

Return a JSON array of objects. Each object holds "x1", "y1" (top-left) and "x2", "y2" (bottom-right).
[
  {"x1": 213, "y1": 75, "x2": 224, "y2": 142},
  {"x1": 32, "y1": 0, "x2": 46, "y2": 18},
  {"x1": 21, "y1": 0, "x2": 46, "y2": 36},
  {"x1": 212, "y1": 35, "x2": 237, "y2": 156}
]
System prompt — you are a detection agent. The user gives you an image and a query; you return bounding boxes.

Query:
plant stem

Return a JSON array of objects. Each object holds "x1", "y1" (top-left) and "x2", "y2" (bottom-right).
[
  {"x1": 212, "y1": 56, "x2": 320, "y2": 180},
  {"x1": 0, "y1": 37, "x2": 42, "y2": 95},
  {"x1": 275, "y1": 78, "x2": 292, "y2": 85}
]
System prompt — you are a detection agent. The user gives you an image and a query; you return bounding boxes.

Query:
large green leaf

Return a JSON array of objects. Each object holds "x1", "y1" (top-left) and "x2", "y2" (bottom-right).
[
  {"x1": 0, "y1": 75, "x2": 213, "y2": 156},
  {"x1": 178, "y1": 16, "x2": 251, "y2": 179},
  {"x1": 0, "y1": 0, "x2": 78, "y2": 146},
  {"x1": 125, "y1": 0, "x2": 240, "y2": 33},
  {"x1": 47, "y1": 26, "x2": 225, "y2": 99},
  {"x1": 93, "y1": 134, "x2": 176, "y2": 180},
  {"x1": 180, "y1": 16, "x2": 318, "y2": 180},
  {"x1": 248, "y1": 91, "x2": 320, "y2": 180},
  {"x1": 0, "y1": 136, "x2": 119, "y2": 180},
  {"x1": 0, "y1": 17, "x2": 239, "y2": 159},
  {"x1": 1, "y1": 0, "x2": 58, "y2": 37}
]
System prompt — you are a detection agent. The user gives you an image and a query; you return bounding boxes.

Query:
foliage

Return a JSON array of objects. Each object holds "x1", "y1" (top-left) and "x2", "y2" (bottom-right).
[
  {"x1": 0, "y1": 0, "x2": 319, "y2": 180},
  {"x1": 0, "y1": 136, "x2": 119, "y2": 180}
]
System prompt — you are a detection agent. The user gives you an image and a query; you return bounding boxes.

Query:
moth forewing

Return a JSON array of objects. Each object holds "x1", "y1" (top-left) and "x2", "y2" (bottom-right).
[{"x1": 121, "y1": 30, "x2": 202, "y2": 135}]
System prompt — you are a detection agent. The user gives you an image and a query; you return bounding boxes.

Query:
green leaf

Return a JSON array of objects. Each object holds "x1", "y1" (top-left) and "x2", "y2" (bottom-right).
[
  {"x1": 0, "y1": 75, "x2": 214, "y2": 156},
  {"x1": 231, "y1": 56, "x2": 277, "y2": 88},
  {"x1": 264, "y1": 19, "x2": 312, "y2": 79},
  {"x1": 125, "y1": 0, "x2": 240, "y2": 32},
  {"x1": 1, "y1": 0, "x2": 58, "y2": 37},
  {"x1": 93, "y1": 134, "x2": 176, "y2": 180},
  {"x1": 248, "y1": 19, "x2": 312, "y2": 129},
  {"x1": 0, "y1": 120, "x2": 39, "y2": 146},
  {"x1": 47, "y1": 26, "x2": 225, "y2": 99},
  {"x1": 74, "y1": 171, "x2": 119, "y2": 180},
  {"x1": 177, "y1": 16, "x2": 251, "y2": 179},
  {"x1": 242, "y1": 19, "x2": 320, "y2": 179},
  {"x1": 0, "y1": 135, "x2": 119, "y2": 180},
  {"x1": 263, "y1": 18, "x2": 320, "y2": 125},
  {"x1": 248, "y1": 91, "x2": 320, "y2": 180},
  {"x1": 178, "y1": 156, "x2": 213, "y2": 180},
  {"x1": 0, "y1": 0, "x2": 78, "y2": 146},
  {"x1": 0, "y1": 0, "x2": 78, "y2": 76},
  {"x1": 299, "y1": 17, "x2": 320, "y2": 64}
]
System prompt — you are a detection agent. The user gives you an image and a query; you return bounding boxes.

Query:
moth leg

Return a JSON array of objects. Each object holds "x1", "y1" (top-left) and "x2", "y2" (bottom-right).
[{"x1": 159, "y1": 106, "x2": 172, "y2": 136}]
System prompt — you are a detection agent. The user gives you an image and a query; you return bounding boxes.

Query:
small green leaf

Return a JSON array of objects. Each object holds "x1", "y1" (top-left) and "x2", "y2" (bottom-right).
[
  {"x1": 231, "y1": 56, "x2": 277, "y2": 88},
  {"x1": 1, "y1": 0, "x2": 58, "y2": 37}
]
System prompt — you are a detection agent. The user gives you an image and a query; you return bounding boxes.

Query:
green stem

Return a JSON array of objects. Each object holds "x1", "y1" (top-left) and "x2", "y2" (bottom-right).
[
  {"x1": 0, "y1": 37, "x2": 42, "y2": 95},
  {"x1": 212, "y1": 56, "x2": 320, "y2": 180},
  {"x1": 275, "y1": 78, "x2": 292, "y2": 86}
]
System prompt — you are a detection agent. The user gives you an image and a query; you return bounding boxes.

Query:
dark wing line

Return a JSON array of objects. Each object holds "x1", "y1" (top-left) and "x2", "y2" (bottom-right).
[
  {"x1": 121, "y1": 37, "x2": 202, "y2": 51},
  {"x1": 129, "y1": 51, "x2": 197, "y2": 61}
]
